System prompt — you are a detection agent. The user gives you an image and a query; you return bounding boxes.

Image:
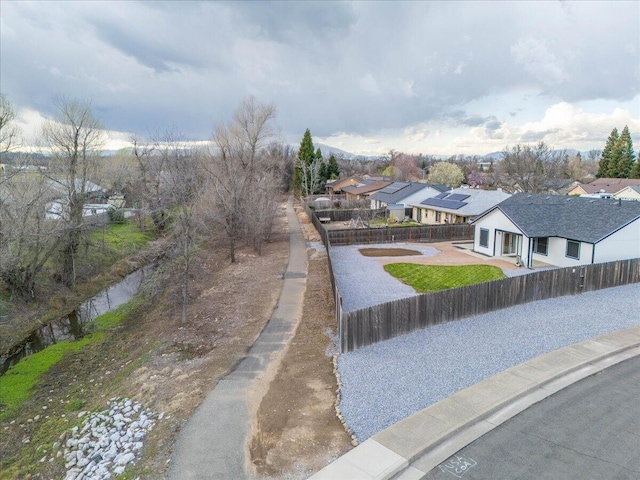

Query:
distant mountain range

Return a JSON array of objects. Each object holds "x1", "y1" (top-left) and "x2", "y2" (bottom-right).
[{"x1": 4, "y1": 145, "x2": 595, "y2": 162}]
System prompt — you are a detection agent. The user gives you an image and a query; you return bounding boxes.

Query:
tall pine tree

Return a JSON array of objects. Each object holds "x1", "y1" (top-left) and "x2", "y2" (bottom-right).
[
  {"x1": 294, "y1": 129, "x2": 315, "y2": 195},
  {"x1": 327, "y1": 154, "x2": 340, "y2": 179},
  {"x1": 597, "y1": 127, "x2": 618, "y2": 178},
  {"x1": 613, "y1": 125, "x2": 636, "y2": 178}
]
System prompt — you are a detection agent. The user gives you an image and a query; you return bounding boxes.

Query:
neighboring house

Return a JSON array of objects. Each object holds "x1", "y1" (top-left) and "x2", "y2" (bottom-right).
[
  {"x1": 44, "y1": 179, "x2": 109, "y2": 220},
  {"x1": 325, "y1": 175, "x2": 389, "y2": 195},
  {"x1": 46, "y1": 202, "x2": 112, "y2": 220},
  {"x1": 472, "y1": 193, "x2": 640, "y2": 268},
  {"x1": 342, "y1": 180, "x2": 393, "y2": 201},
  {"x1": 614, "y1": 186, "x2": 640, "y2": 202},
  {"x1": 411, "y1": 188, "x2": 511, "y2": 225},
  {"x1": 369, "y1": 182, "x2": 446, "y2": 219},
  {"x1": 325, "y1": 176, "x2": 364, "y2": 195},
  {"x1": 568, "y1": 178, "x2": 640, "y2": 196}
]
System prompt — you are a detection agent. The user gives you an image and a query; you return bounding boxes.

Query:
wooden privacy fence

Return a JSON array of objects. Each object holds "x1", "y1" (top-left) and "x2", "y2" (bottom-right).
[
  {"x1": 328, "y1": 223, "x2": 473, "y2": 246},
  {"x1": 309, "y1": 208, "x2": 386, "y2": 223},
  {"x1": 339, "y1": 258, "x2": 640, "y2": 352},
  {"x1": 301, "y1": 202, "x2": 639, "y2": 354}
]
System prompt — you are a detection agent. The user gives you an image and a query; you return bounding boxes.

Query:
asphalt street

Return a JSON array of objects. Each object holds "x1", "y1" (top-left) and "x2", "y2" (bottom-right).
[{"x1": 424, "y1": 355, "x2": 640, "y2": 480}]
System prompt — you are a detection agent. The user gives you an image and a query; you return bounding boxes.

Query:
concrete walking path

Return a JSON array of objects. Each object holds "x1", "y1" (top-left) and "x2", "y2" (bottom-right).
[
  {"x1": 310, "y1": 325, "x2": 640, "y2": 479},
  {"x1": 167, "y1": 197, "x2": 308, "y2": 479}
]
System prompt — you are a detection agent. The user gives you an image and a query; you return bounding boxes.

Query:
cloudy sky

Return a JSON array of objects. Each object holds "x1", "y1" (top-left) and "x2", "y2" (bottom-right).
[{"x1": 1, "y1": 1, "x2": 639, "y2": 156}]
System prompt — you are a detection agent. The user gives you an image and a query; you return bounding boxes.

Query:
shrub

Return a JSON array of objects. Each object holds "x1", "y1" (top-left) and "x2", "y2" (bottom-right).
[{"x1": 107, "y1": 207, "x2": 125, "y2": 224}]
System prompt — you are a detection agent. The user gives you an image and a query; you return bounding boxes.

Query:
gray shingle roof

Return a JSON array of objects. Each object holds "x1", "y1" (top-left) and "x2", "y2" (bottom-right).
[
  {"x1": 369, "y1": 182, "x2": 432, "y2": 204},
  {"x1": 489, "y1": 193, "x2": 640, "y2": 243},
  {"x1": 411, "y1": 188, "x2": 511, "y2": 216}
]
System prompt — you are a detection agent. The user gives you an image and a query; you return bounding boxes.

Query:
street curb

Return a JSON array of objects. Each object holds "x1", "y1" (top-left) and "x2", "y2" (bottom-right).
[{"x1": 309, "y1": 325, "x2": 640, "y2": 480}]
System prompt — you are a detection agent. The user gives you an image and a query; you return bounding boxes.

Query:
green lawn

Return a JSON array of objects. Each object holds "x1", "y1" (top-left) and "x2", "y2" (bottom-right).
[
  {"x1": 0, "y1": 299, "x2": 137, "y2": 421},
  {"x1": 384, "y1": 263, "x2": 506, "y2": 293},
  {"x1": 93, "y1": 220, "x2": 152, "y2": 251},
  {"x1": 88, "y1": 220, "x2": 153, "y2": 267}
]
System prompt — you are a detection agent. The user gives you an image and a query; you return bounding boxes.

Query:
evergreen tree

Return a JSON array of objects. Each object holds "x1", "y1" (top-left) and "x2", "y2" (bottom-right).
[
  {"x1": 613, "y1": 125, "x2": 636, "y2": 178},
  {"x1": 630, "y1": 159, "x2": 640, "y2": 179},
  {"x1": 327, "y1": 154, "x2": 340, "y2": 179},
  {"x1": 597, "y1": 127, "x2": 618, "y2": 177},
  {"x1": 294, "y1": 129, "x2": 315, "y2": 194},
  {"x1": 318, "y1": 160, "x2": 328, "y2": 185}
]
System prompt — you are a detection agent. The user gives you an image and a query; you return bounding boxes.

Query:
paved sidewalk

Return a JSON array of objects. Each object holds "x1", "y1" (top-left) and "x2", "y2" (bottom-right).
[
  {"x1": 167, "y1": 197, "x2": 308, "y2": 479},
  {"x1": 310, "y1": 325, "x2": 640, "y2": 480}
]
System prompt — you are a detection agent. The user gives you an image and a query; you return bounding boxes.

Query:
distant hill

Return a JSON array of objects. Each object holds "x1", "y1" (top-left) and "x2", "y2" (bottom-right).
[
  {"x1": 314, "y1": 143, "x2": 359, "y2": 159},
  {"x1": 482, "y1": 151, "x2": 503, "y2": 161},
  {"x1": 289, "y1": 142, "x2": 379, "y2": 161},
  {"x1": 482, "y1": 149, "x2": 594, "y2": 162}
]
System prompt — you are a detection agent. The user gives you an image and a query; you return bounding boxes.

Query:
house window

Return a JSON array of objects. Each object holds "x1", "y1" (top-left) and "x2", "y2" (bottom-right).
[
  {"x1": 566, "y1": 240, "x2": 580, "y2": 260},
  {"x1": 479, "y1": 228, "x2": 489, "y2": 248},
  {"x1": 533, "y1": 237, "x2": 548, "y2": 255},
  {"x1": 435, "y1": 211, "x2": 442, "y2": 222}
]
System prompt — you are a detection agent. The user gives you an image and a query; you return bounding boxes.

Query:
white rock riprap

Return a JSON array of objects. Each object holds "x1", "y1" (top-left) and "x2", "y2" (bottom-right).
[{"x1": 59, "y1": 398, "x2": 158, "y2": 480}]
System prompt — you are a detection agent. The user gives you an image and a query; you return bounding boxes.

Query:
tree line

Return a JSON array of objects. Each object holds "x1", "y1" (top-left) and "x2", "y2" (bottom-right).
[
  {"x1": 0, "y1": 94, "x2": 294, "y2": 324},
  {"x1": 597, "y1": 126, "x2": 638, "y2": 178}
]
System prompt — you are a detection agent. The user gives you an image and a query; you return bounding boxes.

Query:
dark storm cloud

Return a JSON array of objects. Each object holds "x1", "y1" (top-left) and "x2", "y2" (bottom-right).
[
  {"x1": 88, "y1": 17, "x2": 204, "y2": 73},
  {"x1": 1, "y1": 1, "x2": 638, "y2": 146}
]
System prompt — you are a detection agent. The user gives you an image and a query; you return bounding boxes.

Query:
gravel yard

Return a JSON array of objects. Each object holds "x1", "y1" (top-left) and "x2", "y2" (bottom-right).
[
  {"x1": 330, "y1": 243, "x2": 439, "y2": 312},
  {"x1": 337, "y1": 283, "x2": 640, "y2": 441}
]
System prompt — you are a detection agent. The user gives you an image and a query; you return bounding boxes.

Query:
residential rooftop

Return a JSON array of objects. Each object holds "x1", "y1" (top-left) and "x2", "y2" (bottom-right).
[{"x1": 483, "y1": 193, "x2": 640, "y2": 244}]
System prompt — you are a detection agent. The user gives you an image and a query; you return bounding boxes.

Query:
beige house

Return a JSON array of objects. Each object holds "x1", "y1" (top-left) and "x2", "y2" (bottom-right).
[
  {"x1": 568, "y1": 178, "x2": 640, "y2": 196},
  {"x1": 342, "y1": 180, "x2": 393, "y2": 201},
  {"x1": 325, "y1": 176, "x2": 363, "y2": 194},
  {"x1": 410, "y1": 188, "x2": 511, "y2": 225},
  {"x1": 614, "y1": 185, "x2": 640, "y2": 202}
]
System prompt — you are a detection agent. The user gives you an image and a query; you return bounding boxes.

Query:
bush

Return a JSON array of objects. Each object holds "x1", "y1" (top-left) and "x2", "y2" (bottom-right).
[{"x1": 107, "y1": 207, "x2": 125, "y2": 224}]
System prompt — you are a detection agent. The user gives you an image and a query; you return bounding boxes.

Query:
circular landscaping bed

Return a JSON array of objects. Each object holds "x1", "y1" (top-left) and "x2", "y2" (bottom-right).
[{"x1": 358, "y1": 248, "x2": 422, "y2": 257}]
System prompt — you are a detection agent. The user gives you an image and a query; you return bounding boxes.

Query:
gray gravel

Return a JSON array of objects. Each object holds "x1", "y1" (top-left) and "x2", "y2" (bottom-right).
[
  {"x1": 330, "y1": 243, "x2": 439, "y2": 312},
  {"x1": 336, "y1": 283, "x2": 640, "y2": 441}
]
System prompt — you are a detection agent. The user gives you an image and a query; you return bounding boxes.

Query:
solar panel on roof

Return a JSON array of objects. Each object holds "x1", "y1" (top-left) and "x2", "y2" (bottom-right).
[
  {"x1": 421, "y1": 198, "x2": 467, "y2": 210},
  {"x1": 434, "y1": 192, "x2": 449, "y2": 199},
  {"x1": 379, "y1": 184, "x2": 403, "y2": 194},
  {"x1": 446, "y1": 194, "x2": 470, "y2": 201}
]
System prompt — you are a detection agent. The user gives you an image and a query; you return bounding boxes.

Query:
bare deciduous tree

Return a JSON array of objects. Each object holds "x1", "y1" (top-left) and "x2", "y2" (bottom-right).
[
  {"x1": 40, "y1": 98, "x2": 105, "y2": 287},
  {"x1": 298, "y1": 155, "x2": 323, "y2": 197},
  {"x1": 208, "y1": 96, "x2": 279, "y2": 263},
  {"x1": 155, "y1": 128, "x2": 206, "y2": 323},
  {"x1": 0, "y1": 172, "x2": 63, "y2": 299},
  {"x1": 0, "y1": 93, "x2": 20, "y2": 154},
  {"x1": 499, "y1": 142, "x2": 563, "y2": 193}
]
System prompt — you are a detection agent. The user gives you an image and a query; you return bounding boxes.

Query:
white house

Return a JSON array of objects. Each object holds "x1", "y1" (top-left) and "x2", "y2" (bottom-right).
[
  {"x1": 472, "y1": 193, "x2": 640, "y2": 268},
  {"x1": 44, "y1": 179, "x2": 110, "y2": 220}
]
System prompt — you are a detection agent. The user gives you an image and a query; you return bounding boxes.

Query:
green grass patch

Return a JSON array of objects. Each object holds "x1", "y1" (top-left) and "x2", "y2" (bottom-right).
[
  {"x1": 384, "y1": 263, "x2": 506, "y2": 293},
  {"x1": 93, "y1": 297, "x2": 141, "y2": 330},
  {"x1": 0, "y1": 299, "x2": 137, "y2": 421},
  {"x1": 88, "y1": 220, "x2": 153, "y2": 268},
  {"x1": 93, "y1": 221, "x2": 152, "y2": 251},
  {"x1": 0, "y1": 337, "x2": 93, "y2": 420}
]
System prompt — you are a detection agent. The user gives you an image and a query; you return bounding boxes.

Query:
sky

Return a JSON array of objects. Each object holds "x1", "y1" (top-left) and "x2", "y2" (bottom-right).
[{"x1": 1, "y1": 0, "x2": 639, "y2": 157}]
